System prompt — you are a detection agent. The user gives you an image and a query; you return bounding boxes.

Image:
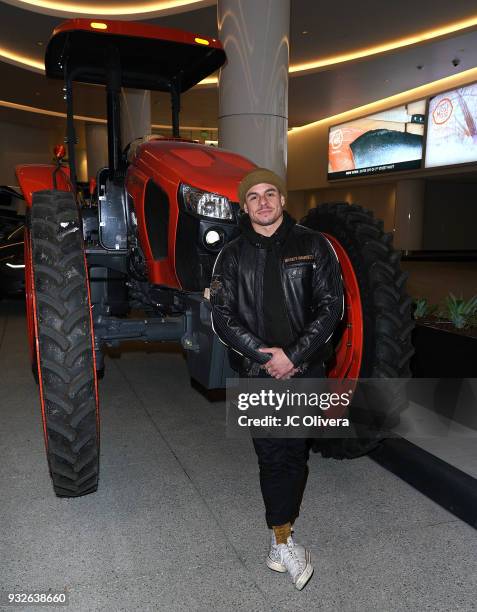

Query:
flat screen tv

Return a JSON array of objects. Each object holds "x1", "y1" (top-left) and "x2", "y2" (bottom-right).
[
  {"x1": 328, "y1": 100, "x2": 426, "y2": 180},
  {"x1": 425, "y1": 83, "x2": 477, "y2": 168}
]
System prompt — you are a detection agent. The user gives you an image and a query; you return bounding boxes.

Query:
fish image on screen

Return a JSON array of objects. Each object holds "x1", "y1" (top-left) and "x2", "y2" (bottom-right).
[
  {"x1": 425, "y1": 84, "x2": 477, "y2": 168},
  {"x1": 328, "y1": 100, "x2": 426, "y2": 179}
]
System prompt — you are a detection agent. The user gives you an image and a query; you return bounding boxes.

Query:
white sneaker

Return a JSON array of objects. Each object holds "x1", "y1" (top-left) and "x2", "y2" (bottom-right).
[
  {"x1": 266, "y1": 527, "x2": 296, "y2": 573},
  {"x1": 267, "y1": 530, "x2": 287, "y2": 573},
  {"x1": 269, "y1": 536, "x2": 314, "y2": 590}
]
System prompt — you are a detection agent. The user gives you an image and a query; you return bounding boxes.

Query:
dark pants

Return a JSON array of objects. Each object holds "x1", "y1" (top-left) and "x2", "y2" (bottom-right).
[
  {"x1": 249, "y1": 361, "x2": 326, "y2": 528},
  {"x1": 252, "y1": 436, "x2": 310, "y2": 528}
]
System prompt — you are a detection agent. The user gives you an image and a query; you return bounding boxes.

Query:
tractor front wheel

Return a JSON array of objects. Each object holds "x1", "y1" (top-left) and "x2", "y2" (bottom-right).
[{"x1": 29, "y1": 190, "x2": 99, "y2": 496}]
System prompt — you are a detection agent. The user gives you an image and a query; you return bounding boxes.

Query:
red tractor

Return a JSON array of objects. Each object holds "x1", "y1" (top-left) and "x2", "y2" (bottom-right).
[{"x1": 17, "y1": 19, "x2": 414, "y2": 497}]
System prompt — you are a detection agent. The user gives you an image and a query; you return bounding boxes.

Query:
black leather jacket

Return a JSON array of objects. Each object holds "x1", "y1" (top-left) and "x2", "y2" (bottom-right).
[{"x1": 210, "y1": 213, "x2": 344, "y2": 373}]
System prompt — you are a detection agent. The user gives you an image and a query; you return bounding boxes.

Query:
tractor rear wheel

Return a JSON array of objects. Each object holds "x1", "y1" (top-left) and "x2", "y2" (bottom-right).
[
  {"x1": 29, "y1": 190, "x2": 99, "y2": 496},
  {"x1": 301, "y1": 202, "x2": 415, "y2": 458}
]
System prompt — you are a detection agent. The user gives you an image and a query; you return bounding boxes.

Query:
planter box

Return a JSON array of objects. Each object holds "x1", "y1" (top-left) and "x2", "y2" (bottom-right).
[{"x1": 410, "y1": 322, "x2": 477, "y2": 378}]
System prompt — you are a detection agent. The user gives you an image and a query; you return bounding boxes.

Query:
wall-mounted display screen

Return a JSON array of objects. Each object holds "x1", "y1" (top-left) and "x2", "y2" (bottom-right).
[
  {"x1": 425, "y1": 84, "x2": 477, "y2": 168},
  {"x1": 328, "y1": 100, "x2": 426, "y2": 180}
]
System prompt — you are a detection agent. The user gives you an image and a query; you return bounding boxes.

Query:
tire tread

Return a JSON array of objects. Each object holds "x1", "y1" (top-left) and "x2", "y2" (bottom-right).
[
  {"x1": 31, "y1": 190, "x2": 99, "y2": 497},
  {"x1": 301, "y1": 201, "x2": 415, "y2": 454}
]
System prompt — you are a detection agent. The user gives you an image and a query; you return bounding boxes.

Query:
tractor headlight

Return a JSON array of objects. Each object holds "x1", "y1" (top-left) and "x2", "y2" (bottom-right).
[{"x1": 180, "y1": 183, "x2": 233, "y2": 220}]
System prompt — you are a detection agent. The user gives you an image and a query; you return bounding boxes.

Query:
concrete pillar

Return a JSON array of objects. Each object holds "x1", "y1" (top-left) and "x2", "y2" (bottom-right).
[
  {"x1": 120, "y1": 88, "x2": 151, "y2": 147},
  {"x1": 393, "y1": 179, "x2": 425, "y2": 250},
  {"x1": 85, "y1": 89, "x2": 151, "y2": 178},
  {"x1": 85, "y1": 123, "x2": 108, "y2": 179},
  {"x1": 217, "y1": 0, "x2": 290, "y2": 179}
]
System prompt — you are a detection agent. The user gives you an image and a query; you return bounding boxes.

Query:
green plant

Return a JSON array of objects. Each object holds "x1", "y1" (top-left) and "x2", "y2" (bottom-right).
[
  {"x1": 467, "y1": 310, "x2": 477, "y2": 328},
  {"x1": 441, "y1": 293, "x2": 477, "y2": 329},
  {"x1": 412, "y1": 297, "x2": 437, "y2": 320}
]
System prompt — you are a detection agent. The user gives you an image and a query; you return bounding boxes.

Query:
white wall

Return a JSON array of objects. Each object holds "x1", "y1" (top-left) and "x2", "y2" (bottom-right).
[
  {"x1": 0, "y1": 116, "x2": 87, "y2": 186},
  {"x1": 0, "y1": 120, "x2": 62, "y2": 185}
]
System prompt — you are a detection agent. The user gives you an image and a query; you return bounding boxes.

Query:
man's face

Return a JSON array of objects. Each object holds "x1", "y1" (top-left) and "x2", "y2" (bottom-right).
[{"x1": 243, "y1": 182, "x2": 285, "y2": 227}]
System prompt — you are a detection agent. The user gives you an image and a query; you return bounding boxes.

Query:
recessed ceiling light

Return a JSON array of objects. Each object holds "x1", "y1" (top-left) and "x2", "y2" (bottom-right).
[
  {"x1": 36, "y1": 41, "x2": 44, "y2": 46},
  {"x1": 301, "y1": 30, "x2": 309, "y2": 35}
]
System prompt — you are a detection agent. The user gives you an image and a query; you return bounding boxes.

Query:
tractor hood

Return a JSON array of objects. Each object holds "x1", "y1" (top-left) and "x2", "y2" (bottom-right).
[{"x1": 134, "y1": 140, "x2": 256, "y2": 202}]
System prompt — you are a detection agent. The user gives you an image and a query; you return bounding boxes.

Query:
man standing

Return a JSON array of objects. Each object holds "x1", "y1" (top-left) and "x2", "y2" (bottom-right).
[{"x1": 210, "y1": 168, "x2": 344, "y2": 590}]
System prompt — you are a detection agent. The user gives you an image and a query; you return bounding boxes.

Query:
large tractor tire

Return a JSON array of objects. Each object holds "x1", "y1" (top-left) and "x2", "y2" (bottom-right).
[
  {"x1": 301, "y1": 202, "x2": 415, "y2": 458},
  {"x1": 27, "y1": 190, "x2": 99, "y2": 496}
]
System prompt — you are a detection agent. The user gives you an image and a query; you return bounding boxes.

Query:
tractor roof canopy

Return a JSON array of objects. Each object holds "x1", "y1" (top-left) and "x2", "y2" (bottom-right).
[{"x1": 45, "y1": 19, "x2": 225, "y2": 92}]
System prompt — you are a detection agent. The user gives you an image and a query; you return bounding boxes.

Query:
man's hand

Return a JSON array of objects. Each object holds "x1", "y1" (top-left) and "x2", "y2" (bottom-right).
[{"x1": 258, "y1": 347, "x2": 297, "y2": 380}]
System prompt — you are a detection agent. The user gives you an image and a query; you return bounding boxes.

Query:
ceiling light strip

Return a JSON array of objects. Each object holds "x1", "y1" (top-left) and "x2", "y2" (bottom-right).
[
  {"x1": 2, "y1": 0, "x2": 214, "y2": 18},
  {"x1": 289, "y1": 16, "x2": 477, "y2": 75},
  {"x1": 0, "y1": 47, "x2": 44, "y2": 73},
  {"x1": 0, "y1": 99, "x2": 105, "y2": 122},
  {"x1": 4, "y1": 66, "x2": 477, "y2": 135},
  {"x1": 0, "y1": 99, "x2": 218, "y2": 130},
  {"x1": 289, "y1": 65, "x2": 477, "y2": 132},
  {"x1": 2, "y1": 13, "x2": 477, "y2": 80}
]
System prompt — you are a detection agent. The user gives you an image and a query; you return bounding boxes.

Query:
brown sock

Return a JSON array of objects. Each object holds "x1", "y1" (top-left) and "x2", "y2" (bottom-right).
[{"x1": 273, "y1": 522, "x2": 291, "y2": 545}]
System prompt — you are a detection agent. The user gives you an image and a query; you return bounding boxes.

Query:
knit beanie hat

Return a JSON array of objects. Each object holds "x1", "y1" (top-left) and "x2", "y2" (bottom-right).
[{"x1": 238, "y1": 168, "x2": 287, "y2": 208}]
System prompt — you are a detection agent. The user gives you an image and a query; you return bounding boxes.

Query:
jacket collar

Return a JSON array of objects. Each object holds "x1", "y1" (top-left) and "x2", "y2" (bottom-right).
[{"x1": 239, "y1": 210, "x2": 296, "y2": 249}]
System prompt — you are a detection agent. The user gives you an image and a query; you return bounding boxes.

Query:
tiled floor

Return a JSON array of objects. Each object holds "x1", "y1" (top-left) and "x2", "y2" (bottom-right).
[{"x1": 1, "y1": 299, "x2": 476, "y2": 612}]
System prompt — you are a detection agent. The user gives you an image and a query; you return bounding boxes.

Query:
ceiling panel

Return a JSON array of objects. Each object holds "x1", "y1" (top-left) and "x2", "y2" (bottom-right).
[
  {"x1": 289, "y1": 27, "x2": 477, "y2": 126},
  {"x1": 289, "y1": 0, "x2": 477, "y2": 63}
]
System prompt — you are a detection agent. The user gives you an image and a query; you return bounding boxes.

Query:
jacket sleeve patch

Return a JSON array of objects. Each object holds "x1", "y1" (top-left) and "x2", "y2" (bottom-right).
[{"x1": 209, "y1": 277, "x2": 223, "y2": 299}]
